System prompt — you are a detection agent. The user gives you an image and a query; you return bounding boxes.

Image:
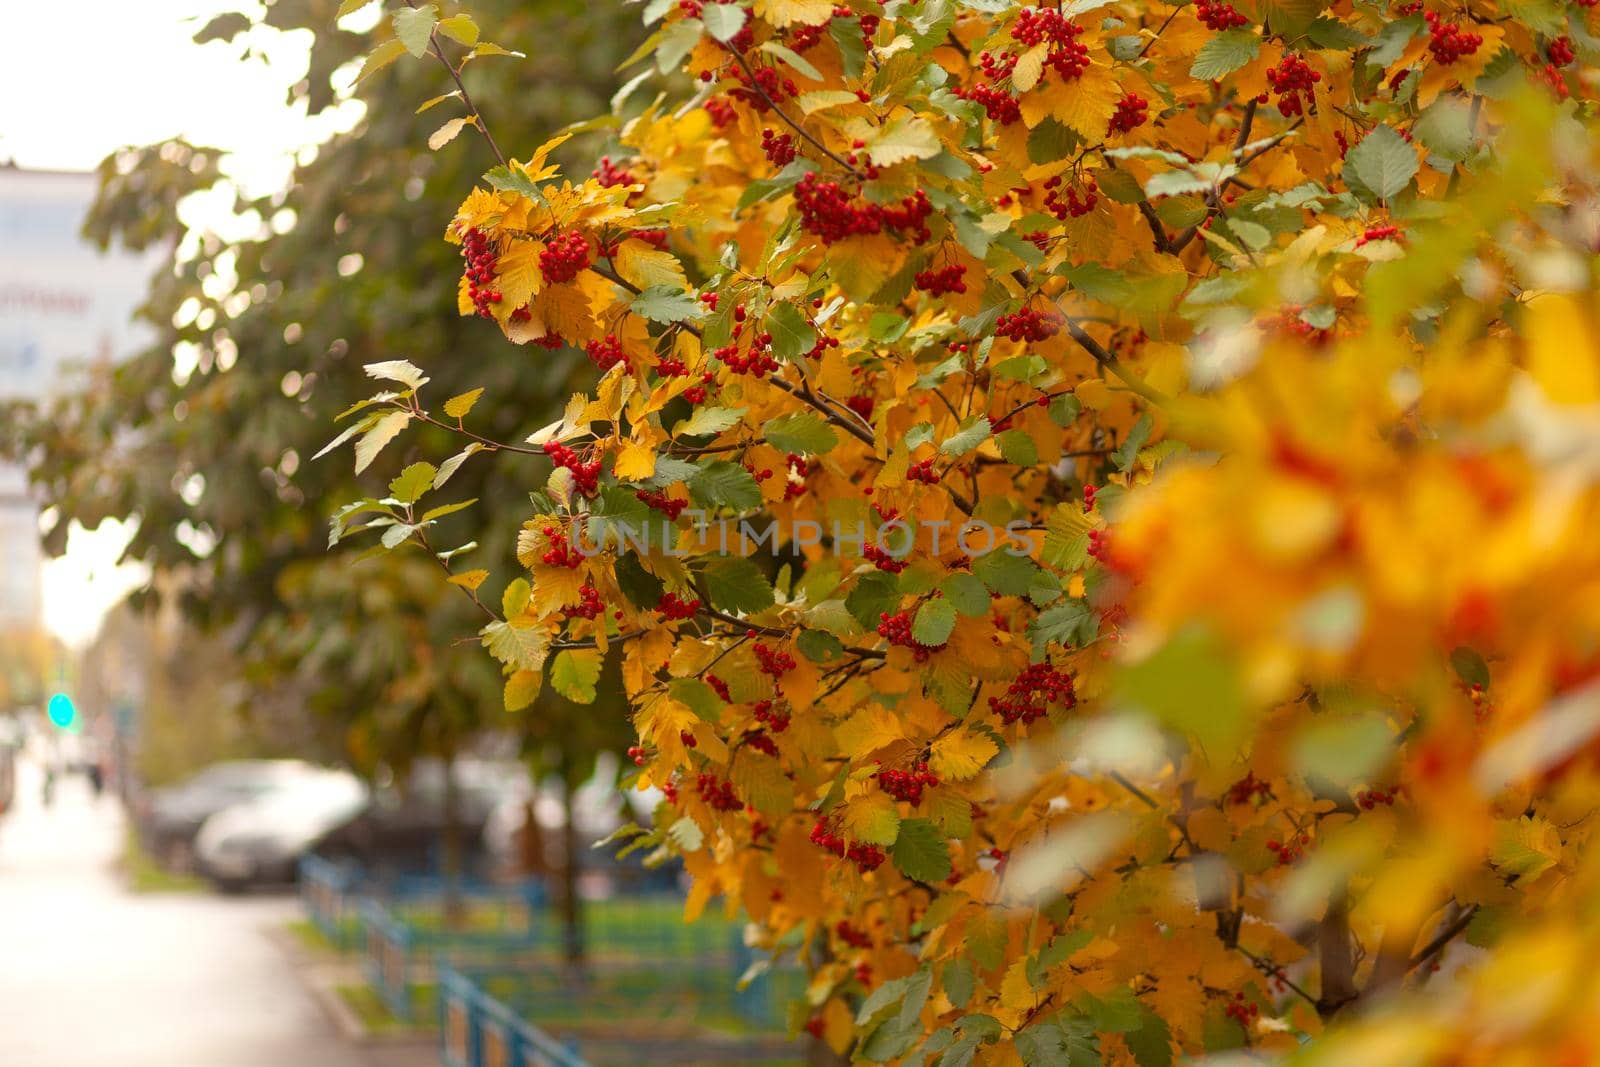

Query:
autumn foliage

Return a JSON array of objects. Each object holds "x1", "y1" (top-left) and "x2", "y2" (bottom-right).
[{"x1": 326, "y1": 0, "x2": 1600, "y2": 1062}]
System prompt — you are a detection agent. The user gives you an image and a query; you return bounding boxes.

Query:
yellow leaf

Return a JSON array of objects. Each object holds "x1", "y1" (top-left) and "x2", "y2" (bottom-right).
[
  {"x1": 443, "y1": 388, "x2": 484, "y2": 419},
  {"x1": 842, "y1": 791, "x2": 901, "y2": 845},
  {"x1": 834, "y1": 705, "x2": 906, "y2": 755},
  {"x1": 1012, "y1": 44, "x2": 1048, "y2": 93},
  {"x1": 614, "y1": 439, "x2": 657, "y2": 480},
  {"x1": 753, "y1": 0, "x2": 834, "y2": 27},
  {"x1": 614, "y1": 239, "x2": 687, "y2": 291},
  {"x1": 504, "y1": 670, "x2": 541, "y2": 711},
  {"x1": 448, "y1": 569, "x2": 490, "y2": 591},
  {"x1": 428, "y1": 115, "x2": 474, "y2": 151},
  {"x1": 496, "y1": 241, "x2": 545, "y2": 309},
  {"x1": 1039, "y1": 63, "x2": 1122, "y2": 139},
  {"x1": 929, "y1": 730, "x2": 999, "y2": 781},
  {"x1": 535, "y1": 281, "x2": 598, "y2": 343}
]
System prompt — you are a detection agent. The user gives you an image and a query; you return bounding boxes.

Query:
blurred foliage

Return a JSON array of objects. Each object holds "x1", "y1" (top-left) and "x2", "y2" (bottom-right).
[{"x1": 10, "y1": 0, "x2": 642, "y2": 781}]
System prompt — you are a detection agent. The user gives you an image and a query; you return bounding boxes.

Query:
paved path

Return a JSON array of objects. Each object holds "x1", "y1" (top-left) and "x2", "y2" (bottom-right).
[{"x1": 0, "y1": 759, "x2": 432, "y2": 1067}]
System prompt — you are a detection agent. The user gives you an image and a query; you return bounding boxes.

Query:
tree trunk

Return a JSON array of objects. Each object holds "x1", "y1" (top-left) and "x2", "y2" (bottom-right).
[
  {"x1": 441, "y1": 748, "x2": 465, "y2": 926},
  {"x1": 558, "y1": 753, "x2": 585, "y2": 966}
]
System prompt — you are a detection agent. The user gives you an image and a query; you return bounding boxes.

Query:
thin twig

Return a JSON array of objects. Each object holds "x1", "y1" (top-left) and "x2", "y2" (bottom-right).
[
  {"x1": 404, "y1": 0, "x2": 508, "y2": 167},
  {"x1": 728, "y1": 49, "x2": 860, "y2": 177}
]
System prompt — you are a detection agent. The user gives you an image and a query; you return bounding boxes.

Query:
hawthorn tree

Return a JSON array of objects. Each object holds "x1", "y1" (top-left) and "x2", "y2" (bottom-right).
[{"x1": 326, "y1": 0, "x2": 1600, "y2": 1062}]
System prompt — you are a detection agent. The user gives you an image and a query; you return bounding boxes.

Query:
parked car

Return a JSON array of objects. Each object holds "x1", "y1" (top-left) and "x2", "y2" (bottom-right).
[
  {"x1": 136, "y1": 759, "x2": 318, "y2": 870},
  {"x1": 194, "y1": 770, "x2": 367, "y2": 891}
]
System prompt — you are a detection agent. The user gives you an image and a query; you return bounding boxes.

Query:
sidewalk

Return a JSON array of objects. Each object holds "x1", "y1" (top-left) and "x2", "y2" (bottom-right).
[{"x1": 0, "y1": 760, "x2": 433, "y2": 1067}]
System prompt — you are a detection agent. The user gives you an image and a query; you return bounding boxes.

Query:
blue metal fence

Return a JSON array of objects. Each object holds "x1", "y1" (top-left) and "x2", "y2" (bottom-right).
[{"x1": 439, "y1": 963, "x2": 590, "y2": 1067}]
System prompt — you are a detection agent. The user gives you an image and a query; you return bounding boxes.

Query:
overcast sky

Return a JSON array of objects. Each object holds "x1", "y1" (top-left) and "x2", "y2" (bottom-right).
[{"x1": 1, "y1": 0, "x2": 372, "y2": 645}]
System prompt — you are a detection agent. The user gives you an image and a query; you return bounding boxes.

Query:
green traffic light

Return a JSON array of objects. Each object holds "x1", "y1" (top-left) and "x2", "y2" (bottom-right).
[{"x1": 47, "y1": 693, "x2": 78, "y2": 731}]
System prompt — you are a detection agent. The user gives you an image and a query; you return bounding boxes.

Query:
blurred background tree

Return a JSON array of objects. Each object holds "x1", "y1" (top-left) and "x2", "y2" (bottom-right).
[{"x1": 8, "y1": 0, "x2": 642, "y2": 899}]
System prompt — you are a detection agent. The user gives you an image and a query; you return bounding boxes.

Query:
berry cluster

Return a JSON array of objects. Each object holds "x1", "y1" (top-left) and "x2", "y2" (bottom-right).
[
  {"x1": 566, "y1": 583, "x2": 605, "y2": 620},
  {"x1": 957, "y1": 52, "x2": 1022, "y2": 125},
  {"x1": 996, "y1": 306, "x2": 1062, "y2": 343},
  {"x1": 877, "y1": 610, "x2": 946, "y2": 661},
  {"x1": 877, "y1": 761, "x2": 939, "y2": 805},
  {"x1": 540, "y1": 230, "x2": 591, "y2": 284},
  {"x1": 627, "y1": 745, "x2": 648, "y2": 766},
  {"x1": 1010, "y1": 8, "x2": 1090, "y2": 80},
  {"x1": 1225, "y1": 771, "x2": 1274, "y2": 805},
  {"x1": 1195, "y1": 0, "x2": 1250, "y2": 29},
  {"x1": 729, "y1": 63, "x2": 798, "y2": 112},
  {"x1": 788, "y1": 20, "x2": 827, "y2": 51},
  {"x1": 1263, "y1": 55, "x2": 1320, "y2": 117},
  {"x1": 1353, "y1": 224, "x2": 1402, "y2": 248},
  {"x1": 1087, "y1": 527, "x2": 1113, "y2": 563},
  {"x1": 914, "y1": 264, "x2": 968, "y2": 296},
  {"x1": 715, "y1": 337, "x2": 781, "y2": 377},
  {"x1": 752, "y1": 699, "x2": 790, "y2": 732},
  {"x1": 584, "y1": 334, "x2": 629, "y2": 372},
  {"x1": 636, "y1": 488, "x2": 689, "y2": 519},
  {"x1": 794, "y1": 174, "x2": 934, "y2": 244},
  {"x1": 863, "y1": 543, "x2": 907, "y2": 573},
  {"x1": 1043, "y1": 175, "x2": 1097, "y2": 219},
  {"x1": 1267, "y1": 833, "x2": 1310, "y2": 865},
  {"x1": 753, "y1": 642, "x2": 796, "y2": 677},
  {"x1": 761, "y1": 128, "x2": 797, "y2": 167},
  {"x1": 1082, "y1": 484, "x2": 1097, "y2": 512},
  {"x1": 808, "y1": 821, "x2": 888, "y2": 871},
  {"x1": 657, "y1": 592, "x2": 701, "y2": 620},
  {"x1": 704, "y1": 96, "x2": 737, "y2": 127},
  {"x1": 697, "y1": 773, "x2": 742, "y2": 812},
  {"x1": 459, "y1": 227, "x2": 502, "y2": 318},
  {"x1": 1224, "y1": 993, "x2": 1260, "y2": 1026},
  {"x1": 591, "y1": 156, "x2": 638, "y2": 190},
  {"x1": 907, "y1": 458, "x2": 940, "y2": 484},
  {"x1": 542, "y1": 441, "x2": 602, "y2": 495},
  {"x1": 846, "y1": 394, "x2": 876, "y2": 422},
  {"x1": 536, "y1": 526, "x2": 582, "y2": 569},
  {"x1": 1425, "y1": 11, "x2": 1483, "y2": 64},
  {"x1": 1108, "y1": 92, "x2": 1150, "y2": 134},
  {"x1": 1356, "y1": 786, "x2": 1401, "y2": 809},
  {"x1": 989, "y1": 662, "x2": 1076, "y2": 724},
  {"x1": 1549, "y1": 35, "x2": 1575, "y2": 66},
  {"x1": 744, "y1": 730, "x2": 779, "y2": 756},
  {"x1": 835, "y1": 921, "x2": 872, "y2": 949}
]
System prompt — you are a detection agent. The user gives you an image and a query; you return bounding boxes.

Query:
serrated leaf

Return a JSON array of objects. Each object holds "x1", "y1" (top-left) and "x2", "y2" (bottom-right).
[
  {"x1": 869, "y1": 115, "x2": 942, "y2": 166},
  {"x1": 449, "y1": 569, "x2": 490, "y2": 592},
  {"x1": 731, "y1": 751, "x2": 794, "y2": 819},
  {"x1": 389, "y1": 462, "x2": 436, "y2": 504},
  {"x1": 1189, "y1": 29, "x2": 1259, "y2": 80},
  {"x1": 549, "y1": 648, "x2": 602, "y2": 703},
  {"x1": 394, "y1": 3, "x2": 438, "y2": 58},
  {"x1": 630, "y1": 285, "x2": 704, "y2": 323},
  {"x1": 845, "y1": 791, "x2": 902, "y2": 845},
  {"x1": 929, "y1": 731, "x2": 998, "y2": 781},
  {"x1": 764, "y1": 411, "x2": 838, "y2": 455},
  {"x1": 433, "y1": 442, "x2": 484, "y2": 489},
  {"x1": 689, "y1": 460, "x2": 763, "y2": 511},
  {"x1": 504, "y1": 671, "x2": 540, "y2": 712},
  {"x1": 354, "y1": 411, "x2": 412, "y2": 474},
  {"x1": 941, "y1": 572, "x2": 990, "y2": 617},
  {"x1": 443, "y1": 388, "x2": 484, "y2": 420},
  {"x1": 701, "y1": 2, "x2": 747, "y2": 41},
  {"x1": 428, "y1": 116, "x2": 473, "y2": 150},
  {"x1": 364, "y1": 359, "x2": 427, "y2": 390},
  {"x1": 913, "y1": 597, "x2": 957, "y2": 646},
  {"x1": 355, "y1": 38, "x2": 407, "y2": 83},
  {"x1": 481, "y1": 620, "x2": 549, "y2": 672},
  {"x1": 673, "y1": 405, "x2": 746, "y2": 438},
  {"x1": 892, "y1": 818, "x2": 951, "y2": 882},
  {"x1": 702, "y1": 555, "x2": 775, "y2": 613},
  {"x1": 1345, "y1": 124, "x2": 1419, "y2": 202},
  {"x1": 436, "y1": 13, "x2": 478, "y2": 45},
  {"x1": 764, "y1": 302, "x2": 817, "y2": 360},
  {"x1": 940, "y1": 415, "x2": 991, "y2": 456}
]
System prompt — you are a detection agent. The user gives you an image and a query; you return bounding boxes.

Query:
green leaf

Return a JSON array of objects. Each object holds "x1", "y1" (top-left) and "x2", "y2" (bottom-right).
[
  {"x1": 943, "y1": 959, "x2": 976, "y2": 1009},
  {"x1": 892, "y1": 818, "x2": 952, "y2": 882},
  {"x1": 670, "y1": 678, "x2": 725, "y2": 721},
  {"x1": 1116, "y1": 626, "x2": 1248, "y2": 754},
  {"x1": 1294, "y1": 712, "x2": 1394, "y2": 787},
  {"x1": 615, "y1": 552, "x2": 666, "y2": 609},
  {"x1": 941, "y1": 572, "x2": 991, "y2": 617},
  {"x1": 829, "y1": 17, "x2": 868, "y2": 80},
  {"x1": 355, "y1": 38, "x2": 408, "y2": 83},
  {"x1": 997, "y1": 429, "x2": 1038, "y2": 467},
  {"x1": 689, "y1": 460, "x2": 762, "y2": 511},
  {"x1": 1124, "y1": 1008, "x2": 1173, "y2": 1067},
  {"x1": 764, "y1": 302, "x2": 818, "y2": 361},
  {"x1": 1450, "y1": 645, "x2": 1491, "y2": 688},
  {"x1": 1345, "y1": 124, "x2": 1419, "y2": 203},
  {"x1": 1261, "y1": 0, "x2": 1324, "y2": 38},
  {"x1": 798, "y1": 628, "x2": 845, "y2": 663},
  {"x1": 1307, "y1": 15, "x2": 1368, "y2": 49},
  {"x1": 913, "y1": 598, "x2": 958, "y2": 646},
  {"x1": 974, "y1": 551, "x2": 1037, "y2": 596},
  {"x1": 354, "y1": 411, "x2": 412, "y2": 474},
  {"x1": 673, "y1": 405, "x2": 746, "y2": 437},
  {"x1": 1114, "y1": 414, "x2": 1154, "y2": 472},
  {"x1": 764, "y1": 411, "x2": 838, "y2": 455},
  {"x1": 940, "y1": 416, "x2": 991, "y2": 456},
  {"x1": 701, "y1": 1, "x2": 747, "y2": 42},
  {"x1": 1415, "y1": 96, "x2": 1475, "y2": 162},
  {"x1": 702, "y1": 555, "x2": 775, "y2": 614},
  {"x1": 549, "y1": 649, "x2": 602, "y2": 703},
  {"x1": 1028, "y1": 599, "x2": 1098, "y2": 652},
  {"x1": 731, "y1": 751, "x2": 794, "y2": 818},
  {"x1": 869, "y1": 115, "x2": 942, "y2": 167},
  {"x1": 847, "y1": 571, "x2": 901, "y2": 630},
  {"x1": 631, "y1": 285, "x2": 704, "y2": 323},
  {"x1": 394, "y1": 3, "x2": 439, "y2": 58},
  {"x1": 388, "y1": 462, "x2": 436, "y2": 504},
  {"x1": 1189, "y1": 29, "x2": 1260, "y2": 80}
]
